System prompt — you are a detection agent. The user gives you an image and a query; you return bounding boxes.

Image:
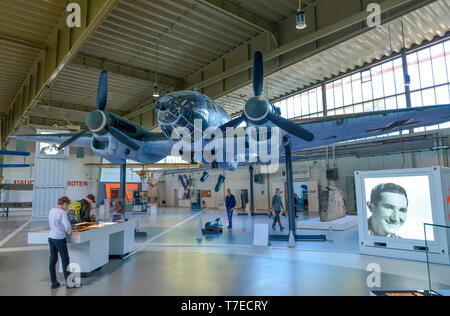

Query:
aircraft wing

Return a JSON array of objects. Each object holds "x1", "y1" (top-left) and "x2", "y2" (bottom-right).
[
  {"x1": 10, "y1": 133, "x2": 93, "y2": 148},
  {"x1": 289, "y1": 104, "x2": 450, "y2": 151}
]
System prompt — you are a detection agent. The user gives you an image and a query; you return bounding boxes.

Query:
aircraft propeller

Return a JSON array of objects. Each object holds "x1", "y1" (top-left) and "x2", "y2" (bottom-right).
[
  {"x1": 58, "y1": 71, "x2": 140, "y2": 151},
  {"x1": 217, "y1": 51, "x2": 314, "y2": 142}
]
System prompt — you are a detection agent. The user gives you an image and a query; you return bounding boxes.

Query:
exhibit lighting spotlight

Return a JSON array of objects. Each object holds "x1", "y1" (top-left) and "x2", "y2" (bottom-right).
[
  {"x1": 200, "y1": 171, "x2": 209, "y2": 183},
  {"x1": 296, "y1": 0, "x2": 306, "y2": 30},
  {"x1": 153, "y1": 86, "x2": 160, "y2": 98},
  {"x1": 215, "y1": 175, "x2": 226, "y2": 192}
]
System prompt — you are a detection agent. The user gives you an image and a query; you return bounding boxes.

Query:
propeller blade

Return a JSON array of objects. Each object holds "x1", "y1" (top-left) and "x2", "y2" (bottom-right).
[
  {"x1": 253, "y1": 52, "x2": 264, "y2": 97},
  {"x1": 217, "y1": 115, "x2": 246, "y2": 132},
  {"x1": 57, "y1": 129, "x2": 90, "y2": 151},
  {"x1": 97, "y1": 71, "x2": 108, "y2": 111},
  {"x1": 267, "y1": 113, "x2": 314, "y2": 142},
  {"x1": 106, "y1": 125, "x2": 140, "y2": 151}
]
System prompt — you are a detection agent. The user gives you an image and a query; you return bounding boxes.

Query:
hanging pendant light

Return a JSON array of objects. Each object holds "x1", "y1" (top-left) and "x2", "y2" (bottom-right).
[
  {"x1": 401, "y1": 19, "x2": 411, "y2": 87},
  {"x1": 296, "y1": 0, "x2": 306, "y2": 30},
  {"x1": 153, "y1": 85, "x2": 160, "y2": 98}
]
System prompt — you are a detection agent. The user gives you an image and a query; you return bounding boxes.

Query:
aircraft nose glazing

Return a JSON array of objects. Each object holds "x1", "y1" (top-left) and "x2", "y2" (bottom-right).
[{"x1": 86, "y1": 110, "x2": 107, "y2": 133}]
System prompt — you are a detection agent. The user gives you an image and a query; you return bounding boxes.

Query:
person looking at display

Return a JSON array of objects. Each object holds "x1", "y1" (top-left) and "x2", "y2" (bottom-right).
[
  {"x1": 113, "y1": 201, "x2": 124, "y2": 222},
  {"x1": 80, "y1": 194, "x2": 96, "y2": 222},
  {"x1": 225, "y1": 189, "x2": 236, "y2": 229},
  {"x1": 48, "y1": 196, "x2": 74, "y2": 289},
  {"x1": 115, "y1": 201, "x2": 124, "y2": 215},
  {"x1": 367, "y1": 183, "x2": 408, "y2": 238}
]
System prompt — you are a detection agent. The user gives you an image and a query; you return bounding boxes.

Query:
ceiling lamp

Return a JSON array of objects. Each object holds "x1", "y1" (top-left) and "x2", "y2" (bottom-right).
[
  {"x1": 296, "y1": 0, "x2": 307, "y2": 30},
  {"x1": 153, "y1": 85, "x2": 160, "y2": 98},
  {"x1": 153, "y1": 43, "x2": 160, "y2": 98}
]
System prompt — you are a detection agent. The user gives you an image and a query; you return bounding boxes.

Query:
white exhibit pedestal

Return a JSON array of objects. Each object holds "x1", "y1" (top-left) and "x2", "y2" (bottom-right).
[
  {"x1": 253, "y1": 223, "x2": 269, "y2": 247},
  {"x1": 28, "y1": 220, "x2": 135, "y2": 274},
  {"x1": 297, "y1": 216, "x2": 358, "y2": 231}
]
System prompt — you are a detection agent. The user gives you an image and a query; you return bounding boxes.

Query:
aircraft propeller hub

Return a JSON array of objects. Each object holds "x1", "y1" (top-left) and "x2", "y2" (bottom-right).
[
  {"x1": 244, "y1": 96, "x2": 271, "y2": 123},
  {"x1": 86, "y1": 110, "x2": 107, "y2": 133}
]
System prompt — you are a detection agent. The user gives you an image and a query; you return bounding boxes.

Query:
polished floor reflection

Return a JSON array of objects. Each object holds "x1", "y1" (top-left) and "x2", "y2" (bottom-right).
[{"x1": 0, "y1": 208, "x2": 449, "y2": 296}]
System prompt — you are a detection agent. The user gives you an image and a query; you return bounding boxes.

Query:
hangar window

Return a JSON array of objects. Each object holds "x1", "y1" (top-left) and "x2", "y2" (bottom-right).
[
  {"x1": 274, "y1": 38, "x2": 450, "y2": 137},
  {"x1": 275, "y1": 86, "x2": 323, "y2": 119}
]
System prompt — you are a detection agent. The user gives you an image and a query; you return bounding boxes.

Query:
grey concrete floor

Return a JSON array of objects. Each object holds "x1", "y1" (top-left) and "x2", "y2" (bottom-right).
[{"x1": 0, "y1": 208, "x2": 449, "y2": 296}]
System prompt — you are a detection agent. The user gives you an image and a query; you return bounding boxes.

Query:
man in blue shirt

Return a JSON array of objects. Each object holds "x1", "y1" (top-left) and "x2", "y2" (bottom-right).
[{"x1": 225, "y1": 189, "x2": 236, "y2": 229}]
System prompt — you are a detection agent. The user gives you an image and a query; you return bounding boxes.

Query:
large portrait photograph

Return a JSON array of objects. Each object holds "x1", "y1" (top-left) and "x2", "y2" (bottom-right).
[{"x1": 364, "y1": 176, "x2": 435, "y2": 241}]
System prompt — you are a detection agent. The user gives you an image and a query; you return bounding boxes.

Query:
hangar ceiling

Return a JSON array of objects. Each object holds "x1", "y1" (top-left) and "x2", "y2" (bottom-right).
[
  {"x1": 0, "y1": 0, "x2": 448, "y2": 143},
  {"x1": 0, "y1": 0, "x2": 68, "y2": 114},
  {"x1": 215, "y1": 0, "x2": 450, "y2": 113}
]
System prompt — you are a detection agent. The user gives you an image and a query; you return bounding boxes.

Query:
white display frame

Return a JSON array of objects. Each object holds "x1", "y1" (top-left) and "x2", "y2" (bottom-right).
[{"x1": 355, "y1": 166, "x2": 450, "y2": 264}]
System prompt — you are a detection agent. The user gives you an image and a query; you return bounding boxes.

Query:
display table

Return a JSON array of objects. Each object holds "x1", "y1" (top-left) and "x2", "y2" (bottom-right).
[{"x1": 28, "y1": 220, "x2": 134, "y2": 276}]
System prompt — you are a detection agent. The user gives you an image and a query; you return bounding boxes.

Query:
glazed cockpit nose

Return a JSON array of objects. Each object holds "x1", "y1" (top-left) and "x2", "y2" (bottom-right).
[{"x1": 86, "y1": 110, "x2": 107, "y2": 133}]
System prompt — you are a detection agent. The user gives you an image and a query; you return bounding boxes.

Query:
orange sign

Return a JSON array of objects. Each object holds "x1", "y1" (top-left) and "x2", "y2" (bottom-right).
[
  {"x1": 201, "y1": 190, "x2": 212, "y2": 198},
  {"x1": 105, "y1": 183, "x2": 138, "y2": 204}
]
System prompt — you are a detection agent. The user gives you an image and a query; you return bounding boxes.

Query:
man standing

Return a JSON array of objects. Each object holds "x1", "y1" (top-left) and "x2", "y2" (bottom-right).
[
  {"x1": 48, "y1": 196, "x2": 73, "y2": 289},
  {"x1": 225, "y1": 189, "x2": 236, "y2": 229},
  {"x1": 367, "y1": 183, "x2": 408, "y2": 238},
  {"x1": 272, "y1": 189, "x2": 285, "y2": 231},
  {"x1": 80, "y1": 194, "x2": 96, "y2": 222}
]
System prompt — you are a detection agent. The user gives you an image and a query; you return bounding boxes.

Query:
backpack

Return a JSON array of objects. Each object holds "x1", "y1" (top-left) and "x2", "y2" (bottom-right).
[{"x1": 68, "y1": 201, "x2": 82, "y2": 224}]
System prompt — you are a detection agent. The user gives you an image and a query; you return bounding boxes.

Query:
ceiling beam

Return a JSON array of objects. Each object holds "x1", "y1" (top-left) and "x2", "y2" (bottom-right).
[
  {"x1": 197, "y1": 0, "x2": 275, "y2": 33},
  {"x1": 187, "y1": 0, "x2": 420, "y2": 91},
  {"x1": 72, "y1": 54, "x2": 184, "y2": 90},
  {"x1": 2, "y1": 0, "x2": 120, "y2": 147},
  {"x1": 35, "y1": 101, "x2": 127, "y2": 117},
  {"x1": 0, "y1": 33, "x2": 42, "y2": 50},
  {"x1": 24, "y1": 116, "x2": 87, "y2": 131}
]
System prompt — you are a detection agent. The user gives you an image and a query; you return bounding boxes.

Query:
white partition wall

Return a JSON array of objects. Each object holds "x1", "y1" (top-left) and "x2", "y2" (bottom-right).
[{"x1": 32, "y1": 137, "x2": 69, "y2": 221}]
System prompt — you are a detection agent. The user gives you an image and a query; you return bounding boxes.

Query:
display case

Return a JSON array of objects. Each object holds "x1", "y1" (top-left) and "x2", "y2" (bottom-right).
[{"x1": 355, "y1": 167, "x2": 450, "y2": 264}]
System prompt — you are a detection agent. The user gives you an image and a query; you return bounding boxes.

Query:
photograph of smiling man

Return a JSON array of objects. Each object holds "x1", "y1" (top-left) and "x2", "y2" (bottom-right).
[
  {"x1": 364, "y1": 176, "x2": 434, "y2": 241},
  {"x1": 367, "y1": 183, "x2": 408, "y2": 238}
]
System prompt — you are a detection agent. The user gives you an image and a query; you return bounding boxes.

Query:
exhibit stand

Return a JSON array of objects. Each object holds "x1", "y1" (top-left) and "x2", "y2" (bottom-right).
[
  {"x1": 425, "y1": 223, "x2": 450, "y2": 293},
  {"x1": 28, "y1": 220, "x2": 135, "y2": 276},
  {"x1": 297, "y1": 215, "x2": 358, "y2": 231},
  {"x1": 355, "y1": 167, "x2": 450, "y2": 264}
]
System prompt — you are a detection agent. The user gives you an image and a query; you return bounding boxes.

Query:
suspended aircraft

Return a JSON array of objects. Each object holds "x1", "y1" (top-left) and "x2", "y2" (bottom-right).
[{"x1": 13, "y1": 51, "x2": 450, "y2": 172}]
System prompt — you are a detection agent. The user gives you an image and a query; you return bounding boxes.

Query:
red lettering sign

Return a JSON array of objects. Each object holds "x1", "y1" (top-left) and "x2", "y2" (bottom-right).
[
  {"x1": 13, "y1": 180, "x2": 34, "y2": 185},
  {"x1": 67, "y1": 181, "x2": 88, "y2": 187},
  {"x1": 447, "y1": 189, "x2": 450, "y2": 221}
]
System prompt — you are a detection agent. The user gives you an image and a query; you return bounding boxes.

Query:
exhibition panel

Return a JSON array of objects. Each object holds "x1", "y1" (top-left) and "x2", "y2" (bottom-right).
[{"x1": 356, "y1": 167, "x2": 450, "y2": 264}]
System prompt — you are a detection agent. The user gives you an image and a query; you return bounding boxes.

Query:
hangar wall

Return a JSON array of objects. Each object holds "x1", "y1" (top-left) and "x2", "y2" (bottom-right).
[
  {"x1": 2, "y1": 139, "x2": 101, "y2": 203},
  {"x1": 162, "y1": 137, "x2": 449, "y2": 212},
  {"x1": 1, "y1": 135, "x2": 447, "y2": 211}
]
